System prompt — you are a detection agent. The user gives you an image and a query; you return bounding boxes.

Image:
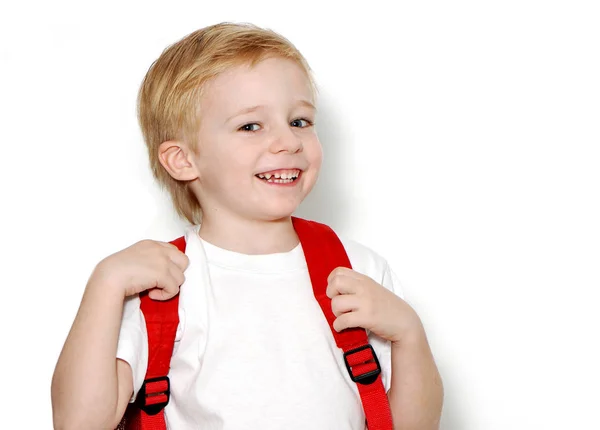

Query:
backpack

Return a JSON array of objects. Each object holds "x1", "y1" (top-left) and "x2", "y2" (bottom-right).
[{"x1": 117, "y1": 217, "x2": 393, "y2": 429}]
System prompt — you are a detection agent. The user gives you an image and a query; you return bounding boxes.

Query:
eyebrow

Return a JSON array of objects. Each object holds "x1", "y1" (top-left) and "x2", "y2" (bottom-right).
[
  {"x1": 226, "y1": 100, "x2": 317, "y2": 124},
  {"x1": 296, "y1": 99, "x2": 317, "y2": 112}
]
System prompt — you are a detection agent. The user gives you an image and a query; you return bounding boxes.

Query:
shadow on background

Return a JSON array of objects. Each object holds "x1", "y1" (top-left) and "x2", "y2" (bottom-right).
[
  {"x1": 294, "y1": 93, "x2": 351, "y2": 233},
  {"x1": 438, "y1": 366, "x2": 464, "y2": 430},
  {"x1": 297, "y1": 93, "x2": 463, "y2": 430}
]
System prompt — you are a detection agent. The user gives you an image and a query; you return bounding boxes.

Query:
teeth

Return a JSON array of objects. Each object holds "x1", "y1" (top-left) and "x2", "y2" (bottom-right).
[
  {"x1": 267, "y1": 178, "x2": 294, "y2": 183},
  {"x1": 256, "y1": 169, "x2": 301, "y2": 182}
]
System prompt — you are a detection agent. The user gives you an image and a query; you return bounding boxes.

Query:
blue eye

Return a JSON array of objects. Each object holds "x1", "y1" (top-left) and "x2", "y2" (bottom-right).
[
  {"x1": 239, "y1": 123, "x2": 261, "y2": 132},
  {"x1": 291, "y1": 118, "x2": 313, "y2": 128}
]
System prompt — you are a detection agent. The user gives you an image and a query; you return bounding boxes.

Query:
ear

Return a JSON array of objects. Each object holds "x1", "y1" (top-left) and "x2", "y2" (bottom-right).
[{"x1": 158, "y1": 140, "x2": 199, "y2": 181}]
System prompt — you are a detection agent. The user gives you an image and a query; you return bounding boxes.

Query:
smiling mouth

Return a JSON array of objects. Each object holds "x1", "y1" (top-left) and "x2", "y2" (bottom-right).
[{"x1": 255, "y1": 169, "x2": 301, "y2": 184}]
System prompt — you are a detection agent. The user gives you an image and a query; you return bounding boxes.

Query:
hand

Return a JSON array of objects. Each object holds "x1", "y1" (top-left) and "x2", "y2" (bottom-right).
[
  {"x1": 326, "y1": 267, "x2": 423, "y2": 343},
  {"x1": 89, "y1": 240, "x2": 189, "y2": 300}
]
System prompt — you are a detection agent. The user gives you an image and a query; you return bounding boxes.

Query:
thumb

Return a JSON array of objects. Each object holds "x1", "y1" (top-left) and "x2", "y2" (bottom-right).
[{"x1": 147, "y1": 287, "x2": 178, "y2": 301}]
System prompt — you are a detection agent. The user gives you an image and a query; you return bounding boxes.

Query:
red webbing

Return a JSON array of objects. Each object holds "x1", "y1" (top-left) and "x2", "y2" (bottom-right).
[{"x1": 292, "y1": 217, "x2": 394, "y2": 430}]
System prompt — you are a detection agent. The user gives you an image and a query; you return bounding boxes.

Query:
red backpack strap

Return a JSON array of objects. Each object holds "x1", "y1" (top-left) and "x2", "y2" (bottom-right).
[
  {"x1": 123, "y1": 236, "x2": 186, "y2": 430},
  {"x1": 292, "y1": 217, "x2": 394, "y2": 430}
]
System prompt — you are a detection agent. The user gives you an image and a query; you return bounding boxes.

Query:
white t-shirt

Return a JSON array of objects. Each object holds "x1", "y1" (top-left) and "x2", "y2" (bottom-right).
[{"x1": 117, "y1": 226, "x2": 403, "y2": 429}]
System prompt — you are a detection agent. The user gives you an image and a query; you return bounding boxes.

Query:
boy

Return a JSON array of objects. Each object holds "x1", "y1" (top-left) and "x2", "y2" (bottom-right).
[{"x1": 51, "y1": 22, "x2": 443, "y2": 429}]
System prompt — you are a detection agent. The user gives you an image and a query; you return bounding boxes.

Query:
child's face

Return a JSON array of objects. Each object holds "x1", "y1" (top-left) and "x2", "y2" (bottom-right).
[{"x1": 190, "y1": 57, "x2": 322, "y2": 222}]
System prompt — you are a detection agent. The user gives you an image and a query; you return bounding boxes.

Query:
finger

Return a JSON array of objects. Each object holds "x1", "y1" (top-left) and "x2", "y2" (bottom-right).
[
  {"x1": 161, "y1": 270, "x2": 182, "y2": 298},
  {"x1": 148, "y1": 282, "x2": 179, "y2": 301},
  {"x1": 154, "y1": 240, "x2": 186, "y2": 257},
  {"x1": 148, "y1": 270, "x2": 180, "y2": 301},
  {"x1": 333, "y1": 311, "x2": 362, "y2": 332},
  {"x1": 169, "y1": 266, "x2": 186, "y2": 289},
  {"x1": 331, "y1": 294, "x2": 360, "y2": 317},
  {"x1": 331, "y1": 267, "x2": 369, "y2": 283},
  {"x1": 148, "y1": 287, "x2": 178, "y2": 301},
  {"x1": 167, "y1": 247, "x2": 190, "y2": 272},
  {"x1": 327, "y1": 266, "x2": 353, "y2": 284},
  {"x1": 326, "y1": 282, "x2": 340, "y2": 299},
  {"x1": 148, "y1": 287, "x2": 166, "y2": 301},
  {"x1": 326, "y1": 275, "x2": 358, "y2": 299},
  {"x1": 156, "y1": 240, "x2": 179, "y2": 249}
]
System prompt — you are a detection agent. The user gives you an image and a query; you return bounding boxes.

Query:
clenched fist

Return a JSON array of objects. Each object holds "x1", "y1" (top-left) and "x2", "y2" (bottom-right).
[
  {"x1": 89, "y1": 240, "x2": 189, "y2": 300},
  {"x1": 327, "y1": 267, "x2": 423, "y2": 343}
]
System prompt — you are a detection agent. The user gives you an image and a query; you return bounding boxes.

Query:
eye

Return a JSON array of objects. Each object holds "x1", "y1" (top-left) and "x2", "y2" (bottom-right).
[
  {"x1": 290, "y1": 118, "x2": 313, "y2": 128},
  {"x1": 239, "y1": 123, "x2": 261, "y2": 132}
]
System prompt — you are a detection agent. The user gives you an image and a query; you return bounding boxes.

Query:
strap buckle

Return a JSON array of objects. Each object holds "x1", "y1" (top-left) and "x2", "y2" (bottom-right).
[
  {"x1": 343, "y1": 344, "x2": 381, "y2": 385},
  {"x1": 136, "y1": 376, "x2": 171, "y2": 415}
]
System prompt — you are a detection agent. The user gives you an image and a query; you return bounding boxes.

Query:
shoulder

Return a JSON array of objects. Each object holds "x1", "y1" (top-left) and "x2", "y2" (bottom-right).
[
  {"x1": 338, "y1": 236, "x2": 389, "y2": 280},
  {"x1": 337, "y1": 234, "x2": 404, "y2": 298},
  {"x1": 295, "y1": 218, "x2": 401, "y2": 292}
]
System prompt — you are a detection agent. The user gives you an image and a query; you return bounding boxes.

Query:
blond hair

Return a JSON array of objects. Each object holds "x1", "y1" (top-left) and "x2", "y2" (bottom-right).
[{"x1": 137, "y1": 22, "x2": 316, "y2": 225}]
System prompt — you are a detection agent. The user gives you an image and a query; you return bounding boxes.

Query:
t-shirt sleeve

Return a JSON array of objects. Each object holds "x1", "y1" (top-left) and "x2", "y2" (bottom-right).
[
  {"x1": 116, "y1": 294, "x2": 148, "y2": 402},
  {"x1": 368, "y1": 262, "x2": 404, "y2": 393}
]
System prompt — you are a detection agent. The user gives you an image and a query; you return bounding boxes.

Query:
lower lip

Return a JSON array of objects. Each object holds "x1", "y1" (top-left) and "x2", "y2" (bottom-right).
[{"x1": 256, "y1": 172, "x2": 303, "y2": 187}]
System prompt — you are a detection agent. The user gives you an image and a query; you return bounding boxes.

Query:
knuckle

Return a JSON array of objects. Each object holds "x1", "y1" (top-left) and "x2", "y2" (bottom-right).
[
  {"x1": 331, "y1": 273, "x2": 342, "y2": 286},
  {"x1": 138, "y1": 239, "x2": 153, "y2": 248},
  {"x1": 332, "y1": 267, "x2": 345, "y2": 277}
]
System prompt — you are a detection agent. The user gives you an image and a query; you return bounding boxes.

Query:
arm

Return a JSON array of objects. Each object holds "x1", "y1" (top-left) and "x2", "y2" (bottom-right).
[
  {"x1": 51, "y1": 279, "x2": 133, "y2": 429},
  {"x1": 387, "y1": 323, "x2": 443, "y2": 430},
  {"x1": 327, "y1": 267, "x2": 443, "y2": 430},
  {"x1": 51, "y1": 240, "x2": 188, "y2": 430}
]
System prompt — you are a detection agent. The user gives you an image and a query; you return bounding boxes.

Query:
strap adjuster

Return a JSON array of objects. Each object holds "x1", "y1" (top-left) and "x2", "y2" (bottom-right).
[
  {"x1": 136, "y1": 376, "x2": 171, "y2": 415},
  {"x1": 343, "y1": 344, "x2": 381, "y2": 385}
]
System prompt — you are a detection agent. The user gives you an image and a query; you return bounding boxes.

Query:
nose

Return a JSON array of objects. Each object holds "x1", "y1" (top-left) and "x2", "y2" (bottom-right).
[{"x1": 268, "y1": 124, "x2": 303, "y2": 154}]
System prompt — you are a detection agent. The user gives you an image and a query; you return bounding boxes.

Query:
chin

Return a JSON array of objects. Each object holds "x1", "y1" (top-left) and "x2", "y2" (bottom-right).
[
  {"x1": 258, "y1": 203, "x2": 301, "y2": 221},
  {"x1": 262, "y1": 210, "x2": 296, "y2": 222}
]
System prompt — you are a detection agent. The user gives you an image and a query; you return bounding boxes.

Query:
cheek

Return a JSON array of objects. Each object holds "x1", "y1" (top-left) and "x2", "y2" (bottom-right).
[
  {"x1": 204, "y1": 141, "x2": 254, "y2": 173},
  {"x1": 307, "y1": 137, "x2": 323, "y2": 168},
  {"x1": 229, "y1": 146, "x2": 262, "y2": 175}
]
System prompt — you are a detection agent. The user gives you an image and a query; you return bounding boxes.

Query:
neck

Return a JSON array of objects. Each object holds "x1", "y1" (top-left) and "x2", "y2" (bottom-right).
[{"x1": 198, "y1": 213, "x2": 299, "y2": 255}]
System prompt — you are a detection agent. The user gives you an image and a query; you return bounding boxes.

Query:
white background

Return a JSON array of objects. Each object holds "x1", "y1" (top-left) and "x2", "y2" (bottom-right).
[{"x1": 1, "y1": 1, "x2": 599, "y2": 429}]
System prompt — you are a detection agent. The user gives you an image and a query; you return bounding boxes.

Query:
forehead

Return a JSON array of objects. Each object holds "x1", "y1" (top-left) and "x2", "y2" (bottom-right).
[{"x1": 200, "y1": 57, "x2": 314, "y2": 113}]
